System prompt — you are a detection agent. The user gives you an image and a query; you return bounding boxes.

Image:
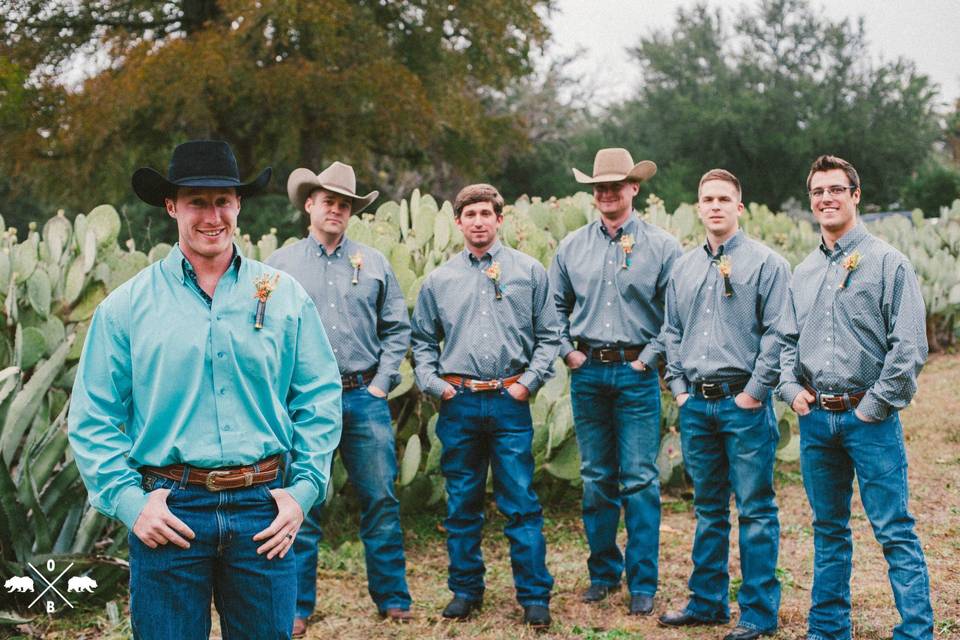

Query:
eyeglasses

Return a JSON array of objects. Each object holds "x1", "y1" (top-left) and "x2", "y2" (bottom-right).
[{"x1": 808, "y1": 185, "x2": 857, "y2": 200}]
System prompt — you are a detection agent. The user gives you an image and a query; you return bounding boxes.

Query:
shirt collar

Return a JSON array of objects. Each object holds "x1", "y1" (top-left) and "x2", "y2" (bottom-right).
[
  {"x1": 311, "y1": 233, "x2": 348, "y2": 257},
  {"x1": 819, "y1": 221, "x2": 868, "y2": 258},
  {"x1": 463, "y1": 239, "x2": 503, "y2": 265},
  {"x1": 702, "y1": 229, "x2": 743, "y2": 260},
  {"x1": 163, "y1": 243, "x2": 242, "y2": 283},
  {"x1": 597, "y1": 213, "x2": 638, "y2": 240}
]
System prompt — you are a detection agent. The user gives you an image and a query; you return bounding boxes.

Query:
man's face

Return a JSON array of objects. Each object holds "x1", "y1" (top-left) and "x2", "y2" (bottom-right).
[
  {"x1": 455, "y1": 201, "x2": 502, "y2": 251},
  {"x1": 593, "y1": 180, "x2": 639, "y2": 220},
  {"x1": 306, "y1": 189, "x2": 353, "y2": 238},
  {"x1": 166, "y1": 187, "x2": 240, "y2": 261},
  {"x1": 697, "y1": 179, "x2": 743, "y2": 238},
  {"x1": 809, "y1": 169, "x2": 860, "y2": 235}
]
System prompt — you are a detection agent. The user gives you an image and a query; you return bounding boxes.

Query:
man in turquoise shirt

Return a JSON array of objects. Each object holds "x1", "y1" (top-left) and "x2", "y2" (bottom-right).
[{"x1": 67, "y1": 140, "x2": 342, "y2": 639}]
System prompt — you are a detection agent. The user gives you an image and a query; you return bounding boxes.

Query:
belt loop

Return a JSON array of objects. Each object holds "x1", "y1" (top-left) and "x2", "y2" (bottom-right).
[
  {"x1": 843, "y1": 392, "x2": 852, "y2": 411},
  {"x1": 721, "y1": 382, "x2": 731, "y2": 397},
  {"x1": 178, "y1": 464, "x2": 190, "y2": 489},
  {"x1": 619, "y1": 347, "x2": 625, "y2": 362}
]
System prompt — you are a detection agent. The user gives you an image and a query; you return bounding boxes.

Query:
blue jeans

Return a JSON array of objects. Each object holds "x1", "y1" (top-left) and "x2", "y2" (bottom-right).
[
  {"x1": 294, "y1": 388, "x2": 410, "y2": 617},
  {"x1": 679, "y1": 395, "x2": 781, "y2": 632},
  {"x1": 129, "y1": 471, "x2": 295, "y2": 639},
  {"x1": 569, "y1": 360, "x2": 661, "y2": 596},
  {"x1": 799, "y1": 408, "x2": 933, "y2": 640},
  {"x1": 436, "y1": 386, "x2": 553, "y2": 606}
]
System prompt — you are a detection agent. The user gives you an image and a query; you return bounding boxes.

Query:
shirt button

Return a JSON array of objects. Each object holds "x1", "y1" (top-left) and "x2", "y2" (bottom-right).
[
  {"x1": 605, "y1": 323, "x2": 611, "y2": 328},
  {"x1": 606, "y1": 302, "x2": 612, "y2": 306},
  {"x1": 333, "y1": 348, "x2": 338, "y2": 353},
  {"x1": 483, "y1": 333, "x2": 488, "y2": 338},
  {"x1": 826, "y1": 338, "x2": 831, "y2": 342},
  {"x1": 607, "y1": 281, "x2": 613, "y2": 285},
  {"x1": 332, "y1": 325, "x2": 336, "y2": 330},
  {"x1": 329, "y1": 303, "x2": 335, "y2": 308},
  {"x1": 703, "y1": 331, "x2": 708, "y2": 336},
  {"x1": 825, "y1": 361, "x2": 831, "y2": 365},
  {"x1": 217, "y1": 352, "x2": 225, "y2": 358},
  {"x1": 701, "y1": 355, "x2": 706, "y2": 359},
  {"x1": 216, "y1": 314, "x2": 222, "y2": 321},
  {"x1": 219, "y1": 388, "x2": 225, "y2": 395},
  {"x1": 482, "y1": 311, "x2": 487, "y2": 315},
  {"x1": 608, "y1": 260, "x2": 613, "y2": 265},
  {"x1": 328, "y1": 281, "x2": 333, "y2": 285},
  {"x1": 827, "y1": 285, "x2": 832, "y2": 289},
  {"x1": 706, "y1": 309, "x2": 711, "y2": 313},
  {"x1": 708, "y1": 286, "x2": 713, "y2": 290},
  {"x1": 481, "y1": 290, "x2": 486, "y2": 294},
  {"x1": 223, "y1": 424, "x2": 231, "y2": 431}
]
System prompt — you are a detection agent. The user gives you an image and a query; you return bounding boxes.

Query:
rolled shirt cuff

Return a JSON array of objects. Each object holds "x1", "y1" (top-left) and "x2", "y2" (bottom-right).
[
  {"x1": 856, "y1": 392, "x2": 890, "y2": 421},
  {"x1": 115, "y1": 484, "x2": 149, "y2": 531},
  {"x1": 638, "y1": 344, "x2": 659, "y2": 369},
  {"x1": 424, "y1": 375, "x2": 450, "y2": 400},
  {"x1": 559, "y1": 337, "x2": 576, "y2": 359},
  {"x1": 284, "y1": 479, "x2": 321, "y2": 517},
  {"x1": 517, "y1": 370, "x2": 541, "y2": 394},
  {"x1": 669, "y1": 378, "x2": 689, "y2": 398},
  {"x1": 777, "y1": 381, "x2": 805, "y2": 407},
  {"x1": 744, "y1": 378, "x2": 771, "y2": 402},
  {"x1": 371, "y1": 371, "x2": 395, "y2": 395}
]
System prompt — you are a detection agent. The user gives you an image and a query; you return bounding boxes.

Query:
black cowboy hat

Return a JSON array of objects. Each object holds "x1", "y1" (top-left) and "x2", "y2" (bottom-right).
[{"x1": 131, "y1": 140, "x2": 272, "y2": 207}]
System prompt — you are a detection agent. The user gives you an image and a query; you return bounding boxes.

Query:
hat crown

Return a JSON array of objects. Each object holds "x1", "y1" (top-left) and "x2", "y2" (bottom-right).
[
  {"x1": 316, "y1": 161, "x2": 358, "y2": 196},
  {"x1": 167, "y1": 140, "x2": 241, "y2": 183},
  {"x1": 593, "y1": 148, "x2": 635, "y2": 177}
]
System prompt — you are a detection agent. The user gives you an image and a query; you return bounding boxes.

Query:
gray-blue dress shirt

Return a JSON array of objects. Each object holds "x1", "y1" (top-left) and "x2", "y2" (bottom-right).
[
  {"x1": 549, "y1": 213, "x2": 682, "y2": 367},
  {"x1": 411, "y1": 240, "x2": 561, "y2": 399},
  {"x1": 663, "y1": 230, "x2": 791, "y2": 401},
  {"x1": 777, "y1": 222, "x2": 928, "y2": 420},
  {"x1": 267, "y1": 235, "x2": 410, "y2": 393}
]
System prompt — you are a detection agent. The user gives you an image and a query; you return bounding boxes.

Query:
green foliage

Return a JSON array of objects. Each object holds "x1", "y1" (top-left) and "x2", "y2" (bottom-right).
[{"x1": 900, "y1": 161, "x2": 960, "y2": 216}]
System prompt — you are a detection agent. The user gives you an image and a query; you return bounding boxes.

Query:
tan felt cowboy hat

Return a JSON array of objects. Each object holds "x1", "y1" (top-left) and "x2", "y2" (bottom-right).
[
  {"x1": 287, "y1": 162, "x2": 379, "y2": 215},
  {"x1": 572, "y1": 148, "x2": 657, "y2": 184}
]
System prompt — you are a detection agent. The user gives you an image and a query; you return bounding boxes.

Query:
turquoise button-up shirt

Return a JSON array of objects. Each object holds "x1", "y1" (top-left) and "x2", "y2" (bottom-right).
[{"x1": 67, "y1": 244, "x2": 343, "y2": 530}]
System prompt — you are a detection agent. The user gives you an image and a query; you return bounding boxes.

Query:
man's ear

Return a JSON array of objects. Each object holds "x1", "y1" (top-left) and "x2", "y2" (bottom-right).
[{"x1": 165, "y1": 197, "x2": 176, "y2": 218}]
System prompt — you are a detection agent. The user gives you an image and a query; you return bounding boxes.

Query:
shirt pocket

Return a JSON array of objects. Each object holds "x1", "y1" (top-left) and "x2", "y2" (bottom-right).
[
  {"x1": 346, "y1": 276, "x2": 381, "y2": 317},
  {"x1": 837, "y1": 280, "x2": 884, "y2": 335},
  {"x1": 503, "y1": 279, "x2": 534, "y2": 326},
  {"x1": 618, "y1": 263, "x2": 659, "y2": 301}
]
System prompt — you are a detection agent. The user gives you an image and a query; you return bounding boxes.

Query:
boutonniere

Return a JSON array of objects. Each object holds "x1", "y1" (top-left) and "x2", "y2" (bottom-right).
[
  {"x1": 716, "y1": 255, "x2": 733, "y2": 297},
  {"x1": 349, "y1": 251, "x2": 363, "y2": 285},
  {"x1": 485, "y1": 261, "x2": 503, "y2": 299},
  {"x1": 619, "y1": 233, "x2": 635, "y2": 269},
  {"x1": 838, "y1": 250, "x2": 862, "y2": 289},
  {"x1": 253, "y1": 273, "x2": 281, "y2": 329}
]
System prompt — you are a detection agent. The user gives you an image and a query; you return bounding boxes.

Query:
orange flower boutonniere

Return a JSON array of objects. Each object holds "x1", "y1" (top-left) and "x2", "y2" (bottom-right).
[
  {"x1": 838, "y1": 250, "x2": 862, "y2": 289},
  {"x1": 485, "y1": 261, "x2": 503, "y2": 299},
  {"x1": 619, "y1": 233, "x2": 635, "y2": 269},
  {"x1": 253, "y1": 273, "x2": 281, "y2": 329},
  {"x1": 350, "y1": 251, "x2": 363, "y2": 285},
  {"x1": 716, "y1": 255, "x2": 733, "y2": 297}
]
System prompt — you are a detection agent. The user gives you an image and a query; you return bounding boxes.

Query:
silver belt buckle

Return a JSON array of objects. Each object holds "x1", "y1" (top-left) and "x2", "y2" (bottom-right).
[{"x1": 205, "y1": 470, "x2": 232, "y2": 492}]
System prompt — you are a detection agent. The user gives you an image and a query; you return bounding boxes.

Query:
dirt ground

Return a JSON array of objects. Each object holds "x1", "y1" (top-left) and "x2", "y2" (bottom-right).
[{"x1": 19, "y1": 355, "x2": 960, "y2": 640}]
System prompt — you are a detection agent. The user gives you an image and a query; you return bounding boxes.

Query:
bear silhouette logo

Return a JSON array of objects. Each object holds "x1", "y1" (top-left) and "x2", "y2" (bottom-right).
[
  {"x1": 66, "y1": 576, "x2": 97, "y2": 593},
  {"x1": 4, "y1": 576, "x2": 34, "y2": 592}
]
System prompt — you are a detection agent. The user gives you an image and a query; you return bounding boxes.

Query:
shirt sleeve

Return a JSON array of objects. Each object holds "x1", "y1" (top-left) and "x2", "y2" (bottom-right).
[
  {"x1": 858, "y1": 259, "x2": 928, "y2": 420},
  {"x1": 67, "y1": 300, "x2": 149, "y2": 531},
  {"x1": 548, "y1": 250, "x2": 577, "y2": 359},
  {"x1": 410, "y1": 278, "x2": 450, "y2": 399},
  {"x1": 518, "y1": 264, "x2": 561, "y2": 393},
  {"x1": 282, "y1": 295, "x2": 343, "y2": 514},
  {"x1": 662, "y1": 277, "x2": 688, "y2": 397},
  {"x1": 776, "y1": 284, "x2": 805, "y2": 406},
  {"x1": 372, "y1": 263, "x2": 411, "y2": 393},
  {"x1": 640, "y1": 238, "x2": 682, "y2": 367},
  {"x1": 745, "y1": 255, "x2": 791, "y2": 402}
]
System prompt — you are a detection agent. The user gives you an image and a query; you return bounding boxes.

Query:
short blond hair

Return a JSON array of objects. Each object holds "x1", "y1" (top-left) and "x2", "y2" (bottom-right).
[
  {"x1": 453, "y1": 184, "x2": 504, "y2": 218},
  {"x1": 698, "y1": 168, "x2": 741, "y2": 199}
]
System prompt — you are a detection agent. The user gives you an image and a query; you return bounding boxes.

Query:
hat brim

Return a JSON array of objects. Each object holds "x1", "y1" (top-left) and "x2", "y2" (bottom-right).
[
  {"x1": 572, "y1": 160, "x2": 657, "y2": 185},
  {"x1": 287, "y1": 169, "x2": 379, "y2": 216},
  {"x1": 132, "y1": 167, "x2": 272, "y2": 207}
]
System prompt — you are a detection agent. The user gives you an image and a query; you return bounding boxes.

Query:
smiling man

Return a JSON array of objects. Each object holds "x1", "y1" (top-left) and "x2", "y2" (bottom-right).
[
  {"x1": 267, "y1": 161, "x2": 412, "y2": 634},
  {"x1": 411, "y1": 183, "x2": 560, "y2": 629},
  {"x1": 659, "y1": 169, "x2": 790, "y2": 640},
  {"x1": 68, "y1": 140, "x2": 342, "y2": 639},
  {"x1": 778, "y1": 155, "x2": 933, "y2": 640},
  {"x1": 549, "y1": 148, "x2": 681, "y2": 615}
]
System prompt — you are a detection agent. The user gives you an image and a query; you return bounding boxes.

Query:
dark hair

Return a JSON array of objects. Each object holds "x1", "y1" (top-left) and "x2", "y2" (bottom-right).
[
  {"x1": 453, "y1": 184, "x2": 504, "y2": 218},
  {"x1": 698, "y1": 168, "x2": 741, "y2": 199},
  {"x1": 806, "y1": 155, "x2": 860, "y2": 191}
]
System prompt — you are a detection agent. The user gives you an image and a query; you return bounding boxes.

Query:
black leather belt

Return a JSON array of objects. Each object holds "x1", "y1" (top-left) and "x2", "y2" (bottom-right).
[
  {"x1": 342, "y1": 369, "x2": 376, "y2": 390},
  {"x1": 692, "y1": 378, "x2": 750, "y2": 400},
  {"x1": 576, "y1": 341, "x2": 645, "y2": 363}
]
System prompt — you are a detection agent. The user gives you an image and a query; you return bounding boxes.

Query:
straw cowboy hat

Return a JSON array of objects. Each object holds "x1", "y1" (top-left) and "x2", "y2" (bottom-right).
[
  {"x1": 132, "y1": 140, "x2": 271, "y2": 207},
  {"x1": 287, "y1": 162, "x2": 379, "y2": 215},
  {"x1": 572, "y1": 148, "x2": 657, "y2": 184}
]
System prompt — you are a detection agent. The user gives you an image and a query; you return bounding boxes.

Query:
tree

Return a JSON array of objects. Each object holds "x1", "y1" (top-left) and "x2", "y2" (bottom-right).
[
  {"x1": 602, "y1": 0, "x2": 940, "y2": 210},
  {"x1": 0, "y1": 0, "x2": 553, "y2": 227}
]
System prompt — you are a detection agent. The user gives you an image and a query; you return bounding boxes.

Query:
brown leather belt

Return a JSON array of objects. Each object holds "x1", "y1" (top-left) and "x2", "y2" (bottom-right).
[
  {"x1": 442, "y1": 373, "x2": 523, "y2": 392},
  {"x1": 692, "y1": 378, "x2": 750, "y2": 400},
  {"x1": 142, "y1": 455, "x2": 282, "y2": 492},
  {"x1": 342, "y1": 369, "x2": 376, "y2": 391},
  {"x1": 577, "y1": 341, "x2": 644, "y2": 363},
  {"x1": 803, "y1": 384, "x2": 866, "y2": 411}
]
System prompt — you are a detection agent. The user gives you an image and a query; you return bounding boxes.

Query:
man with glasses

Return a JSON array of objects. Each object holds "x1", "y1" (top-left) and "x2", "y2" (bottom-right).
[
  {"x1": 778, "y1": 155, "x2": 933, "y2": 640},
  {"x1": 549, "y1": 148, "x2": 681, "y2": 615},
  {"x1": 659, "y1": 169, "x2": 789, "y2": 640}
]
